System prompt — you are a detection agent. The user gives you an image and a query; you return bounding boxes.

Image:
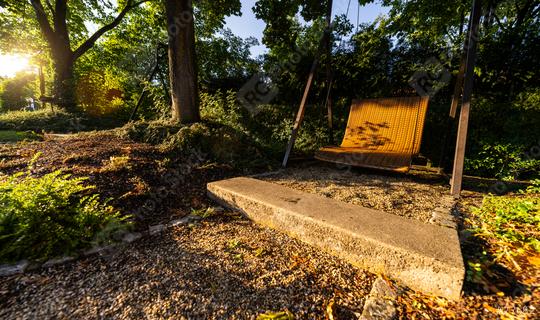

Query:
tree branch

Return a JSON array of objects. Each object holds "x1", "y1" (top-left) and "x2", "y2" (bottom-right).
[
  {"x1": 492, "y1": 12, "x2": 506, "y2": 32},
  {"x1": 72, "y1": 0, "x2": 148, "y2": 60},
  {"x1": 44, "y1": 0, "x2": 54, "y2": 15},
  {"x1": 29, "y1": 0, "x2": 55, "y2": 44}
]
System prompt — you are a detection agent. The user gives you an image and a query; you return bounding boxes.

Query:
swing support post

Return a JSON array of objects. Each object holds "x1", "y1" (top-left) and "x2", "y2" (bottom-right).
[
  {"x1": 282, "y1": 0, "x2": 334, "y2": 167},
  {"x1": 450, "y1": 0, "x2": 482, "y2": 197}
]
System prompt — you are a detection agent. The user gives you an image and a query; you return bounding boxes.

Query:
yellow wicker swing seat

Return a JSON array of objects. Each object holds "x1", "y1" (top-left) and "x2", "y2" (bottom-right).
[{"x1": 315, "y1": 96, "x2": 429, "y2": 172}]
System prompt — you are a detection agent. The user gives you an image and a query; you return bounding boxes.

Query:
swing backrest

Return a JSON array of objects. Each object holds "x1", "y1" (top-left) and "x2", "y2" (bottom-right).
[{"x1": 341, "y1": 96, "x2": 429, "y2": 155}]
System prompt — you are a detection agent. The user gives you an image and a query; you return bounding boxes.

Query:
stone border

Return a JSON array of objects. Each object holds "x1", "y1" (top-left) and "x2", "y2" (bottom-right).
[
  {"x1": 208, "y1": 177, "x2": 465, "y2": 300},
  {"x1": 361, "y1": 278, "x2": 398, "y2": 320},
  {"x1": 0, "y1": 213, "x2": 207, "y2": 277},
  {"x1": 428, "y1": 196, "x2": 459, "y2": 229}
]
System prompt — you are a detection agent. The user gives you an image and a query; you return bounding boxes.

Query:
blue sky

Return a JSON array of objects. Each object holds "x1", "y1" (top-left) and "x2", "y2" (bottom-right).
[{"x1": 225, "y1": 0, "x2": 390, "y2": 56}]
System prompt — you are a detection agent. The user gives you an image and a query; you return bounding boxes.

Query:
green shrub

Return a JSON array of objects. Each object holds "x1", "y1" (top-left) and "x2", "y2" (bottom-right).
[
  {"x1": 201, "y1": 90, "x2": 336, "y2": 156},
  {"x1": 116, "y1": 119, "x2": 275, "y2": 169},
  {"x1": 200, "y1": 90, "x2": 245, "y2": 132},
  {"x1": 76, "y1": 69, "x2": 129, "y2": 117},
  {"x1": 161, "y1": 122, "x2": 273, "y2": 168},
  {"x1": 0, "y1": 109, "x2": 80, "y2": 132},
  {"x1": 465, "y1": 143, "x2": 540, "y2": 181},
  {"x1": 116, "y1": 120, "x2": 183, "y2": 144},
  {"x1": 0, "y1": 164, "x2": 130, "y2": 262}
]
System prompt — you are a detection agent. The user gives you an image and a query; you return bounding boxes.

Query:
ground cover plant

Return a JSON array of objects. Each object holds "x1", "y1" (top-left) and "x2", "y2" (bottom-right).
[
  {"x1": 465, "y1": 181, "x2": 540, "y2": 293},
  {"x1": 0, "y1": 155, "x2": 130, "y2": 263},
  {"x1": 0, "y1": 109, "x2": 123, "y2": 133}
]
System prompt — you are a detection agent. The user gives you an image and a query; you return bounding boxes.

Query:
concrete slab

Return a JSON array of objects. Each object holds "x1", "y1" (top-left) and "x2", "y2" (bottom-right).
[{"x1": 207, "y1": 177, "x2": 464, "y2": 300}]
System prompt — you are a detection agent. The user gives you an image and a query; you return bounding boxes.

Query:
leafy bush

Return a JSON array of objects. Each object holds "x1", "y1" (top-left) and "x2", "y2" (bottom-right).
[
  {"x1": 117, "y1": 119, "x2": 275, "y2": 169},
  {"x1": 76, "y1": 69, "x2": 129, "y2": 117},
  {"x1": 200, "y1": 90, "x2": 245, "y2": 132},
  {"x1": 117, "y1": 120, "x2": 183, "y2": 145},
  {"x1": 0, "y1": 109, "x2": 82, "y2": 132},
  {"x1": 0, "y1": 163, "x2": 130, "y2": 262},
  {"x1": 161, "y1": 122, "x2": 273, "y2": 168},
  {"x1": 465, "y1": 143, "x2": 540, "y2": 181},
  {"x1": 200, "y1": 90, "x2": 337, "y2": 156}
]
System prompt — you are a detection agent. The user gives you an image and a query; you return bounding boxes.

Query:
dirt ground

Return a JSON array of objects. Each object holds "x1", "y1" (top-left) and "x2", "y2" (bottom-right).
[{"x1": 1, "y1": 134, "x2": 538, "y2": 319}]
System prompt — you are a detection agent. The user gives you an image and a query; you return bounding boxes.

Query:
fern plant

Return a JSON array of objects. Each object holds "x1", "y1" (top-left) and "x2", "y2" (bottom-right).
[{"x1": 0, "y1": 164, "x2": 130, "y2": 263}]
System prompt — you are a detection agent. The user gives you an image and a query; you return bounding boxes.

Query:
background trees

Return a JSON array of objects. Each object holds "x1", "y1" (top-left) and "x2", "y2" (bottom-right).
[
  {"x1": 1, "y1": 0, "x2": 147, "y2": 112},
  {"x1": 0, "y1": 0, "x2": 538, "y2": 179}
]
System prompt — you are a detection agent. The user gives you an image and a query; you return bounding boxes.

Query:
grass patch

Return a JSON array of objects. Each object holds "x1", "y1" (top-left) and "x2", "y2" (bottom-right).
[
  {"x1": 0, "y1": 157, "x2": 131, "y2": 263},
  {"x1": 0, "y1": 130, "x2": 42, "y2": 143},
  {"x1": 0, "y1": 109, "x2": 124, "y2": 133}
]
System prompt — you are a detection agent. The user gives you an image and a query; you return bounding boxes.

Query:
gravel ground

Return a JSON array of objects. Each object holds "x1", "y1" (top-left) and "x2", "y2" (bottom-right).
[
  {"x1": 260, "y1": 163, "x2": 455, "y2": 223},
  {"x1": 0, "y1": 215, "x2": 375, "y2": 319},
  {"x1": 1, "y1": 134, "x2": 537, "y2": 319}
]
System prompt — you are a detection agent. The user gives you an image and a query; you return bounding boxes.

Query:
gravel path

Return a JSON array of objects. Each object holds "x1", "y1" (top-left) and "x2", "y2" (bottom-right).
[
  {"x1": 0, "y1": 215, "x2": 375, "y2": 319},
  {"x1": 260, "y1": 164, "x2": 454, "y2": 223}
]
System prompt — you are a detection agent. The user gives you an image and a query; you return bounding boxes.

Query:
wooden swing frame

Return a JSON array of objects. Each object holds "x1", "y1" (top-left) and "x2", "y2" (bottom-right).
[{"x1": 282, "y1": 0, "x2": 483, "y2": 197}]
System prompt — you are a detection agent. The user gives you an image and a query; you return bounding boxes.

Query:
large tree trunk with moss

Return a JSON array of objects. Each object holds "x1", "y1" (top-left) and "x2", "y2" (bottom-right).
[{"x1": 166, "y1": 0, "x2": 200, "y2": 123}]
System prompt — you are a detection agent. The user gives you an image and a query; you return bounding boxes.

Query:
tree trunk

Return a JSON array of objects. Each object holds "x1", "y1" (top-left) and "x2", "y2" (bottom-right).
[
  {"x1": 52, "y1": 49, "x2": 77, "y2": 112},
  {"x1": 30, "y1": 0, "x2": 144, "y2": 114},
  {"x1": 166, "y1": 0, "x2": 200, "y2": 123}
]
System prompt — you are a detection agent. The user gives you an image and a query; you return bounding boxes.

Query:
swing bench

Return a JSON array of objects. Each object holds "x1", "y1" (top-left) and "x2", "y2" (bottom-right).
[{"x1": 315, "y1": 96, "x2": 429, "y2": 172}]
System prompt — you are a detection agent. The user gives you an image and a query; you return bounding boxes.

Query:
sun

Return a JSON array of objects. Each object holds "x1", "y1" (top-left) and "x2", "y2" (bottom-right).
[{"x1": 0, "y1": 54, "x2": 34, "y2": 78}]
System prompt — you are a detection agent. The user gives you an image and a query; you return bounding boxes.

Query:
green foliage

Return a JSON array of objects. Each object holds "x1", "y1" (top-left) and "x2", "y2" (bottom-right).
[
  {"x1": 200, "y1": 90, "x2": 245, "y2": 131},
  {"x1": 101, "y1": 155, "x2": 132, "y2": 172},
  {"x1": 0, "y1": 130, "x2": 42, "y2": 143},
  {"x1": 117, "y1": 120, "x2": 184, "y2": 145},
  {"x1": 200, "y1": 90, "x2": 336, "y2": 156},
  {"x1": 161, "y1": 122, "x2": 271, "y2": 168},
  {"x1": 190, "y1": 207, "x2": 217, "y2": 219},
  {"x1": 0, "y1": 164, "x2": 130, "y2": 262},
  {"x1": 0, "y1": 109, "x2": 78, "y2": 132},
  {"x1": 117, "y1": 116, "x2": 274, "y2": 169},
  {"x1": 465, "y1": 143, "x2": 540, "y2": 181},
  {"x1": 0, "y1": 109, "x2": 122, "y2": 133},
  {"x1": 198, "y1": 29, "x2": 260, "y2": 91},
  {"x1": 467, "y1": 188, "x2": 540, "y2": 272},
  {"x1": 76, "y1": 69, "x2": 128, "y2": 117},
  {"x1": 256, "y1": 310, "x2": 294, "y2": 320},
  {"x1": 525, "y1": 179, "x2": 540, "y2": 194},
  {"x1": 0, "y1": 72, "x2": 39, "y2": 112}
]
